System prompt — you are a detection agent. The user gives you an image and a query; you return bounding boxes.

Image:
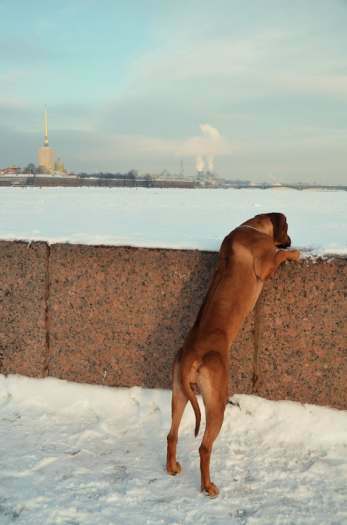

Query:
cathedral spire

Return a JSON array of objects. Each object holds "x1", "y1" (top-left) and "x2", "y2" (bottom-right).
[
  {"x1": 38, "y1": 107, "x2": 55, "y2": 173},
  {"x1": 44, "y1": 107, "x2": 49, "y2": 146}
]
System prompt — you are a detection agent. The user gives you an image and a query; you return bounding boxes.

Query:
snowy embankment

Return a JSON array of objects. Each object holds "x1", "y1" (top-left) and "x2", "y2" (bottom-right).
[
  {"x1": 0, "y1": 187, "x2": 346, "y2": 256},
  {"x1": 1, "y1": 375, "x2": 346, "y2": 524}
]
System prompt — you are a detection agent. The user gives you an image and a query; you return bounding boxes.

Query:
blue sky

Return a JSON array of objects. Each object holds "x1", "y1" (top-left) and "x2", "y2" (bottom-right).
[{"x1": 0, "y1": 0, "x2": 346, "y2": 183}]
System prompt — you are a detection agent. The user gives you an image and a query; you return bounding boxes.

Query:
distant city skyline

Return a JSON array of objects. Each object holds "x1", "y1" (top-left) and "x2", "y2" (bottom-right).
[{"x1": 0, "y1": 0, "x2": 346, "y2": 184}]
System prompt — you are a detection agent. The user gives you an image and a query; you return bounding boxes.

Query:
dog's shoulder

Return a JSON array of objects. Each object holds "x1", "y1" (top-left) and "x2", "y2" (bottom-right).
[
  {"x1": 220, "y1": 228, "x2": 276, "y2": 272},
  {"x1": 218, "y1": 231, "x2": 253, "y2": 270}
]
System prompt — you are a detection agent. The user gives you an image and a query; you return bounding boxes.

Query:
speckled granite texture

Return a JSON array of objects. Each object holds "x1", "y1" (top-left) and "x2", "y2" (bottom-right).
[
  {"x1": 0, "y1": 241, "x2": 48, "y2": 377},
  {"x1": 47, "y1": 245, "x2": 254, "y2": 392},
  {"x1": 254, "y1": 258, "x2": 347, "y2": 409},
  {"x1": 48, "y1": 245, "x2": 216, "y2": 387},
  {"x1": 0, "y1": 241, "x2": 346, "y2": 409}
]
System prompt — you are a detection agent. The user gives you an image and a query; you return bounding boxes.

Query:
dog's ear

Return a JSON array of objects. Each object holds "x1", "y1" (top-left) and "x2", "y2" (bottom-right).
[
  {"x1": 268, "y1": 213, "x2": 285, "y2": 239},
  {"x1": 267, "y1": 213, "x2": 288, "y2": 245}
]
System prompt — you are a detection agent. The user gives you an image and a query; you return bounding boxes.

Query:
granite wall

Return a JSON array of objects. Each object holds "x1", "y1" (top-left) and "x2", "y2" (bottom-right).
[
  {"x1": 0, "y1": 241, "x2": 49, "y2": 377},
  {"x1": 0, "y1": 240, "x2": 346, "y2": 409}
]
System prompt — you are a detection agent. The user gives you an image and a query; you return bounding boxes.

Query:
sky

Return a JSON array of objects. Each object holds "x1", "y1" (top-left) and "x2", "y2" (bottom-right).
[{"x1": 0, "y1": 0, "x2": 346, "y2": 184}]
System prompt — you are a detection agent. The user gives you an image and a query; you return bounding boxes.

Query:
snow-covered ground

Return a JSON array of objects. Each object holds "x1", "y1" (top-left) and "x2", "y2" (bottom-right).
[
  {"x1": 0, "y1": 375, "x2": 346, "y2": 525},
  {"x1": 0, "y1": 187, "x2": 346, "y2": 256}
]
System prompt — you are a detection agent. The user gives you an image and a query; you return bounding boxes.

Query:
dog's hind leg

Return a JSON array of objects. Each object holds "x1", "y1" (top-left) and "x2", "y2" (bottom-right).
[
  {"x1": 166, "y1": 358, "x2": 188, "y2": 475},
  {"x1": 198, "y1": 351, "x2": 228, "y2": 497}
]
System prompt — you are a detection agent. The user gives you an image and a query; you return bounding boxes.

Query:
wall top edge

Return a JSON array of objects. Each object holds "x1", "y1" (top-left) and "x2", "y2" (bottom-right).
[{"x1": 0, "y1": 239, "x2": 346, "y2": 262}]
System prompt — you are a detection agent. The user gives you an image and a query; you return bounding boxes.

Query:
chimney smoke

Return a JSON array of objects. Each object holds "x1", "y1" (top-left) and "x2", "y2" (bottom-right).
[{"x1": 196, "y1": 156, "x2": 205, "y2": 172}]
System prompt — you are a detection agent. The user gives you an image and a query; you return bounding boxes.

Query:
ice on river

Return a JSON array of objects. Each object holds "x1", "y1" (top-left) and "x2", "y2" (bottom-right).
[{"x1": 0, "y1": 187, "x2": 346, "y2": 256}]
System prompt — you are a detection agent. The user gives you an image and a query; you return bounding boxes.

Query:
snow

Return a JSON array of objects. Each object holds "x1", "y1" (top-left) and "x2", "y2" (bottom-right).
[
  {"x1": 0, "y1": 374, "x2": 346, "y2": 524},
  {"x1": 0, "y1": 187, "x2": 346, "y2": 256}
]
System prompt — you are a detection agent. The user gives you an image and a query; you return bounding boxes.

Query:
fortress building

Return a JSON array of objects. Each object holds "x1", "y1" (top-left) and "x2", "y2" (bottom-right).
[{"x1": 37, "y1": 108, "x2": 55, "y2": 173}]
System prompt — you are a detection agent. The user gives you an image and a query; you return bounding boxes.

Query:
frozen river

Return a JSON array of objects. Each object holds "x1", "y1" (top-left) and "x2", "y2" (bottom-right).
[{"x1": 0, "y1": 187, "x2": 346, "y2": 256}]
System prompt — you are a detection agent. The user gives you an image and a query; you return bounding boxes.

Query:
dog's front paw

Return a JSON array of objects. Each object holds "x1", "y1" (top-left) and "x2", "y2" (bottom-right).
[
  {"x1": 202, "y1": 482, "x2": 219, "y2": 498},
  {"x1": 289, "y1": 249, "x2": 300, "y2": 261},
  {"x1": 167, "y1": 461, "x2": 181, "y2": 476}
]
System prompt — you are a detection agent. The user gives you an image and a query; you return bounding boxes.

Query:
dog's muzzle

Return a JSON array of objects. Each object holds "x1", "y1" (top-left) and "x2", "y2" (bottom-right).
[{"x1": 278, "y1": 235, "x2": 291, "y2": 249}]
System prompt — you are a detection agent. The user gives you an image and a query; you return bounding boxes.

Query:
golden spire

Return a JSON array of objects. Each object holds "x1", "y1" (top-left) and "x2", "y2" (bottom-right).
[{"x1": 44, "y1": 107, "x2": 49, "y2": 146}]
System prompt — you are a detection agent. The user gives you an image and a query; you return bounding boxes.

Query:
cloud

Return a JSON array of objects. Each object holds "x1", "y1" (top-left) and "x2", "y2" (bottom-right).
[
  {"x1": 275, "y1": 73, "x2": 347, "y2": 98},
  {"x1": 0, "y1": 96, "x2": 29, "y2": 111},
  {"x1": 72, "y1": 123, "x2": 233, "y2": 160},
  {"x1": 120, "y1": 25, "x2": 347, "y2": 105},
  {"x1": 104, "y1": 124, "x2": 234, "y2": 164}
]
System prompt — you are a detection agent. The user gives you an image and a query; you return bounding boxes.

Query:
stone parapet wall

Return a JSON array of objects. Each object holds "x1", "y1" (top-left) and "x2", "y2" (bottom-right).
[
  {"x1": 0, "y1": 242, "x2": 49, "y2": 377},
  {"x1": 0, "y1": 241, "x2": 346, "y2": 409}
]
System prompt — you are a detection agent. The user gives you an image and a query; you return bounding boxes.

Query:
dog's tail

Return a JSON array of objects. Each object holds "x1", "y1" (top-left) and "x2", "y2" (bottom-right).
[{"x1": 180, "y1": 361, "x2": 201, "y2": 438}]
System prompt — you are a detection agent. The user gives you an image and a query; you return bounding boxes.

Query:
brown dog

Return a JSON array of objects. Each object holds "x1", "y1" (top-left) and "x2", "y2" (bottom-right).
[{"x1": 166, "y1": 213, "x2": 300, "y2": 497}]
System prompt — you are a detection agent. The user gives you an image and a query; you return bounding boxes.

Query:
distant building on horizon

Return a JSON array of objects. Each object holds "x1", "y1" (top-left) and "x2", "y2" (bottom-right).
[
  {"x1": 54, "y1": 157, "x2": 65, "y2": 173},
  {"x1": 37, "y1": 108, "x2": 55, "y2": 173}
]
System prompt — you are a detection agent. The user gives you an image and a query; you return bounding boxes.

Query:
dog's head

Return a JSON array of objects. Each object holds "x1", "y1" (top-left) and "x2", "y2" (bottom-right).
[{"x1": 267, "y1": 213, "x2": 291, "y2": 248}]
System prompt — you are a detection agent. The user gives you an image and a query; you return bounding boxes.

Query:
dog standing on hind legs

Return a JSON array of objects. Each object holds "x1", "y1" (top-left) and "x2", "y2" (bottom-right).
[{"x1": 166, "y1": 213, "x2": 300, "y2": 497}]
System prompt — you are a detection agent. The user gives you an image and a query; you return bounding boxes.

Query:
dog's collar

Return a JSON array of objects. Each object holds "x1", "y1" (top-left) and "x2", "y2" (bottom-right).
[{"x1": 238, "y1": 224, "x2": 262, "y2": 234}]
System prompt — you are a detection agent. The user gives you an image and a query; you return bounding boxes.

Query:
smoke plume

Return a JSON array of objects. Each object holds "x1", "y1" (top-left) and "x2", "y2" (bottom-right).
[{"x1": 181, "y1": 123, "x2": 229, "y2": 173}]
